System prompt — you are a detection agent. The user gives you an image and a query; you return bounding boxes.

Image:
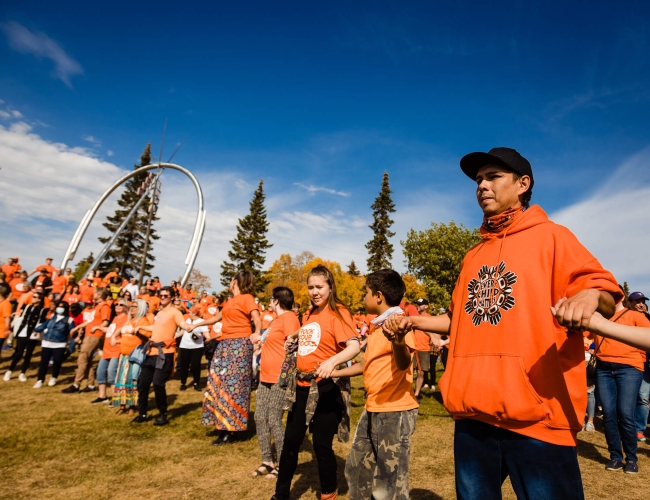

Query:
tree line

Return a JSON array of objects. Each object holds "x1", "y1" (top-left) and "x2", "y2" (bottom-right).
[{"x1": 77, "y1": 143, "x2": 480, "y2": 310}]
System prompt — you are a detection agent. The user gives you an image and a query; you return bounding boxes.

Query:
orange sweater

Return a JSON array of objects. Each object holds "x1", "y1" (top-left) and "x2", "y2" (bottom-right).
[{"x1": 439, "y1": 205, "x2": 622, "y2": 446}]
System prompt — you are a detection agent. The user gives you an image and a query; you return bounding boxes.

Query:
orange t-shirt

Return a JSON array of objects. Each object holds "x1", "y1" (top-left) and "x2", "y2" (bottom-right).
[
  {"x1": 413, "y1": 311, "x2": 430, "y2": 352},
  {"x1": 0, "y1": 299, "x2": 12, "y2": 338},
  {"x1": 260, "y1": 311, "x2": 301, "y2": 384},
  {"x1": 595, "y1": 309, "x2": 650, "y2": 371},
  {"x1": 34, "y1": 264, "x2": 55, "y2": 277},
  {"x1": 261, "y1": 310, "x2": 277, "y2": 330},
  {"x1": 120, "y1": 316, "x2": 153, "y2": 356},
  {"x1": 85, "y1": 302, "x2": 112, "y2": 338},
  {"x1": 64, "y1": 294, "x2": 81, "y2": 305},
  {"x1": 52, "y1": 275, "x2": 67, "y2": 295},
  {"x1": 102, "y1": 314, "x2": 128, "y2": 359},
  {"x1": 364, "y1": 323, "x2": 418, "y2": 412},
  {"x1": 149, "y1": 307, "x2": 184, "y2": 355},
  {"x1": 79, "y1": 282, "x2": 95, "y2": 303},
  {"x1": 297, "y1": 305, "x2": 358, "y2": 386},
  {"x1": 9, "y1": 278, "x2": 27, "y2": 299},
  {"x1": 1, "y1": 264, "x2": 20, "y2": 281},
  {"x1": 145, "y1": 295, "x2": 161, "y2": 314},
  {"x1": 220, "y1": 293, "x2": 257, "y2": 339},
  {"x1": 103, "y1": 271, "x2": 118, "y2": 285}
]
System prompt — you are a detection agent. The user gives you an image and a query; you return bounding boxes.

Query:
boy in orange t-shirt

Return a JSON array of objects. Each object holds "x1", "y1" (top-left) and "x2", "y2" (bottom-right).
[{"x1": 332, "y1": 269, "x2": 418, "y2": 500}]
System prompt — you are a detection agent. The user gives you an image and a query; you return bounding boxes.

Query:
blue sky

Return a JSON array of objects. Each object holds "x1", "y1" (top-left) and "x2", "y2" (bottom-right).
[{"x1": 1, "y1": 1, "x2": 650, "y2": 292}]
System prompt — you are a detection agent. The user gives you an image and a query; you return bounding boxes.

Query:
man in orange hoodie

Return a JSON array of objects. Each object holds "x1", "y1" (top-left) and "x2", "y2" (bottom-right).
[{"x1": 385, "y1": 147, "x2": 621, "y2": 499}]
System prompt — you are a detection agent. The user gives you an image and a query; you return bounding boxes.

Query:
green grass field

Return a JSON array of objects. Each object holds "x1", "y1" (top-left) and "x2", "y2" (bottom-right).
[{"x1": 1, "y1": 349, "x2": 648, "y2": 499}]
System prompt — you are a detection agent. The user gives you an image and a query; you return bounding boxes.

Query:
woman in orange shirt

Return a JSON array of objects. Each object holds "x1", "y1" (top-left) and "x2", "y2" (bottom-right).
[
  {"x1": 188, "y1": 271, "x2": 261, "y2": 445},
  {"x1": 112, "y1": 299, "x2": 151, "y2": 415},
  {"x1": 274, "y1": 265, "x2": 360, "y2": 500},
  {"x1": 253, "y1": 286, "x2": 301, "y2": 479},
  {"x1": 64, "y1": 285, "x2": 81, "y2": 305}
]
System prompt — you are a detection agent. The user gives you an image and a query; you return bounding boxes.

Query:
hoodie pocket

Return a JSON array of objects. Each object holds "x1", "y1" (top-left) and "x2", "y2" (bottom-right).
[{"x1": 442, "y1": 353, "x2": 550, "y2": 423}]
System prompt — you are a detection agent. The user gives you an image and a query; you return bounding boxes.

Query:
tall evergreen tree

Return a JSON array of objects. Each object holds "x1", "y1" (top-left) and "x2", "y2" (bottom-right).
[
  {"x1": 220, "y1": 180, "x2": 273, "y2": 293},
  {"x1": 347, "y1": 261, "x2": 361, "y2": 276},
  {"x1": 365, "y1": 172, "x2": 396, "y2": 272},
  {"x1": 97, "y1": 144, "x2": 159, "y2": 278}
]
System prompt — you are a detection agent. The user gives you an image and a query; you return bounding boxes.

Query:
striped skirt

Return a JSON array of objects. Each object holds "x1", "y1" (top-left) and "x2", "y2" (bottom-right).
[
  {"x1": 201, "y1": 337, "x2": 253, "y2": 431},
  {"x1": 113, "y1": 354, "x2": 138, "y2": 407}
]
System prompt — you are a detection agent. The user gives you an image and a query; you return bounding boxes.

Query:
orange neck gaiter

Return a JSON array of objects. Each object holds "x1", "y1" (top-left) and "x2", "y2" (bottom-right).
[{"x1": 481, "y1": 206, "x2": 525, "y2": 233}]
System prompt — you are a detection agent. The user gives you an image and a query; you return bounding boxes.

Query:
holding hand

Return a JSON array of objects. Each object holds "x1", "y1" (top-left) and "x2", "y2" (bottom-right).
[
  {"x1": 316, "y1": 358, "x2": 338, "y2": 379},
  {"x1": 551, "y1": 289, "x2": 602, "y2": 331},
  {"x1": 382, "y1": 315, "x2": 411, "y2": 342}
]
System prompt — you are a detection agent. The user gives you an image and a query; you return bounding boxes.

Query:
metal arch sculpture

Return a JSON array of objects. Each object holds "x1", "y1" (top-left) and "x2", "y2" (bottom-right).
[{"x1": 60, "y1": 163, "x2": 206, "y2": 288}]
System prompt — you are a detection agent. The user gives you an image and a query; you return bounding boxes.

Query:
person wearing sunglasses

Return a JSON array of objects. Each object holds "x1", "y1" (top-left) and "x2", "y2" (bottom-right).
[{"x1": 132, "y1": 287, "x2": 190, "y2": 426}]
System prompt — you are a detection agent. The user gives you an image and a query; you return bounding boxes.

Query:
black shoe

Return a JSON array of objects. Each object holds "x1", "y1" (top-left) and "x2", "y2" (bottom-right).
[
  {"x1": 270, "y1": 496, "x2": 289, "y2": 500},
  {"x1": 131, "y1": 414, "x2": 148, "y2": 424},
  {"x1": 193, "y1": 384, "x2": 202, "y2": 392},
  {"x1": 80, "y1": 385, "x2": 97, "y2": 393},
  {"x1": 605, "y1": 459, "x2": 624, "y2": 471},
  {"x1": 154, "y1": 413, "x2": 169, "y2": 426},
  {"x1": 90, "y1": 397, "x2": 109, "y2": 404},
  {"x1": 212, "y1": 432, "x2": 236, "y2": 446},
  {"x1": 415, "y1": 394, "x2": 422, "y2": 402},
  {"x1": 179, "y1": 384, "x2": 187, "y2": 391},
  {"x1": 624, "y1": 461, "x2": 639, "y2": 474},
  {"x1": 61, "y1": 385, "x2": 79, "y2": 394}
]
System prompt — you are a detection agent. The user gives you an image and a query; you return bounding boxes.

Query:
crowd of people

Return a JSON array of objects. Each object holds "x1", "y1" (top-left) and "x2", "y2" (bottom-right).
[{"x1": 2, "y1": 146, "x2": 650, "y2": 500}]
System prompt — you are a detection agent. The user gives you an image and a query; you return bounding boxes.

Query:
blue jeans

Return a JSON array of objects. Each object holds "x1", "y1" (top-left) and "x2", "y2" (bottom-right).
[
  {"x1": 96, "y1": 357, "x2": 119, "y2": 385},
  {"x1": 596, "y1": 361, "x2": 643, "y2": 463},
  {"x1": 454, "y1": 419, "x2": 584, "y2": 500},
  {"x1": 635, "y1": 367, "x2": 650, "y2": 434}
]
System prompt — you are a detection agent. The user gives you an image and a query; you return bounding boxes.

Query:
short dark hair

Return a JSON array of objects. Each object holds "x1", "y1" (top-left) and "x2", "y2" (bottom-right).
[
  {"x1": 366, "y1": 269, "x2": 405, "y2": 307},
  {"x1": 512, "y1": 171, "x2": 533, "y2": 207},
  {"x1": 273, "y1": 286, "x2": 294, "y2": 311},
  {"x1": 159, "y1": 286, "x2": 174, "y2": 297}
]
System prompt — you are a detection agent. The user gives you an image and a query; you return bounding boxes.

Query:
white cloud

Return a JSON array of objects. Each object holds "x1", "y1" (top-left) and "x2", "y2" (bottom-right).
[
  {"x1": 11, "y1": 110, "x2": 22, "y2": 118},
  {"x1": 106, "y1": 150, "x2": 114, "y2": 157},
  {"x1": 1, "y1": 21, "x2": 83, "y2": 88},
  {"x1": 294, "y1": 182, "x2": 351, "y2": 197},
  {"x1": 551, "y1": 146, "x2": 650, "y2": 293},
  {"x1": 0, "y1": 110, "x2": 10, "y2": 119},
  {"x1": 83, "y1": 135, "x2": 100, "y2": 145}
]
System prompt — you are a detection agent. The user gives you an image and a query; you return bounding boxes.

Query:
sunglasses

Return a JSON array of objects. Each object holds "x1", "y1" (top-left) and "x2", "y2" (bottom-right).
[{"x1": 159, "y1": 294, "x2": 171, "y2": 298}]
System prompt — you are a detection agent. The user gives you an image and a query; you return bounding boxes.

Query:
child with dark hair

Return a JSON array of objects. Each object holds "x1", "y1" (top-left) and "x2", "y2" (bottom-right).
[{"x1": 331, "y1": 269, "x2": 418, "y2": 500}]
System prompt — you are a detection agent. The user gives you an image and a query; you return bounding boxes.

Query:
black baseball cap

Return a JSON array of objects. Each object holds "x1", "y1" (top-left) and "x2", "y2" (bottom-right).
[
  {"x1": 460, "y1": 147, "x2": 534, "y2": 187},
  {"x1": 414, "y1": 298, "x2": 429, "y2": 306}
]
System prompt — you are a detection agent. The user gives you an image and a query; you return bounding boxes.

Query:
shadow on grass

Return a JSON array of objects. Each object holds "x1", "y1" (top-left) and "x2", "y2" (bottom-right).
[
  {"x1": 288, "y1": 437, "x2": 350, "y2": 499},
  {"x1": 411, "y1": 488, "x2": 444, "y2": 500},
  {"x1": 169, "y1": 401, "x2": 202, "y2": 419},
  {"x1": 577, "y1": 437, "x2": 608, "y2": 465}
]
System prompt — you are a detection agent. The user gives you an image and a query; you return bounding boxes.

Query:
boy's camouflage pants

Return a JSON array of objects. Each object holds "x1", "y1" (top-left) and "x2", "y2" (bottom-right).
[{"x1": 345, "y1": 408, "x2": 418, "y2": 500}]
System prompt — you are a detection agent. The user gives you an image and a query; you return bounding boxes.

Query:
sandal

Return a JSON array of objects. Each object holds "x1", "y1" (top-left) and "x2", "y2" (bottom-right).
[
  {"x1": 265, "y1": 467, "x2": 279, "y2": 479},
  {"x1": 252, "y1": 464, "x2": 274, "y2": 477},
  {"x1": 115, "y1": 407, "x2": 126, "y2": 415}
]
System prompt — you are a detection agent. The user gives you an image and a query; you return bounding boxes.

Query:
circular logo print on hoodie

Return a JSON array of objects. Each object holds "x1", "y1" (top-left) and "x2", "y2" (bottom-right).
[
  {"x1": 298, "y1": 322, "x2": 321, "y2": 356},
  {"x1": 464, "y1": 261, "x2": 517, "y2": 326}
]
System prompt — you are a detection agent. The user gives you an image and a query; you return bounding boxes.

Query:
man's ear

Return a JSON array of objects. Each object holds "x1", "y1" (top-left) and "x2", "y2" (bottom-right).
[{"x1": 375, "y1": 291, "x2": 384, "y2": 304}]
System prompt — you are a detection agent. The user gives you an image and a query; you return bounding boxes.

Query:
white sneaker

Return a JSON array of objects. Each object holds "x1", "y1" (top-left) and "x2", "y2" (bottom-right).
[
  {"x1": 584, "y1": 421, "x2": 595, "y2": 432},
  {"x1": 18, "y1": 373, "x2": 27, "y2": 382},
  {"x1": 423, "y1": 384, "x2": 429, "y2": 390},
  {"x1": 3, "y1": 370, "x2": 11, "y2": 381},
  {"x1": 48, "y1": 377, "x2": 57, "y2": 387},
  {"x1": 33, "y1": 380, "x2": 43, "y2": 389},
  {"x1": 431, "y1": 385, "x2": 436, "y2": 392}
]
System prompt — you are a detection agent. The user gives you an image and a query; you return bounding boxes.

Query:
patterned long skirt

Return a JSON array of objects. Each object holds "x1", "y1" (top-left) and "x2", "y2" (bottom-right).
[
  {"x1": 113, "y1": 354, "x2": 138, "y2": 408},
  {"x1": 201, "y1": 338, "x2": 253, "y2": 431}
]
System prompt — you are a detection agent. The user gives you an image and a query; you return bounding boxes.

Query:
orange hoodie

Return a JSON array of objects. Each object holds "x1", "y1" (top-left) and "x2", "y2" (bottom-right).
[{"x1": 439, "y1": 205, "x2": 622, "y2": 446}]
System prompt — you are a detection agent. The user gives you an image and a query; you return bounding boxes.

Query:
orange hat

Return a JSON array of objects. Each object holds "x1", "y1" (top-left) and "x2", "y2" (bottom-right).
[{"x1": 189, "y1": 305, "x2": 201, "y2": 315}]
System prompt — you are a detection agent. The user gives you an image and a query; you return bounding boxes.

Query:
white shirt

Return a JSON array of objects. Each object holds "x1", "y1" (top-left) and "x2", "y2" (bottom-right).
[
  {"x1": 40, "y1": 315, "x2": 68, "y2": 348},
  {"x1": 124, "y1": 283, "x2": 140, "y2": 299},
  {"x1": 178, "y1": 318, "x2": 208, "y2": 349}
]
